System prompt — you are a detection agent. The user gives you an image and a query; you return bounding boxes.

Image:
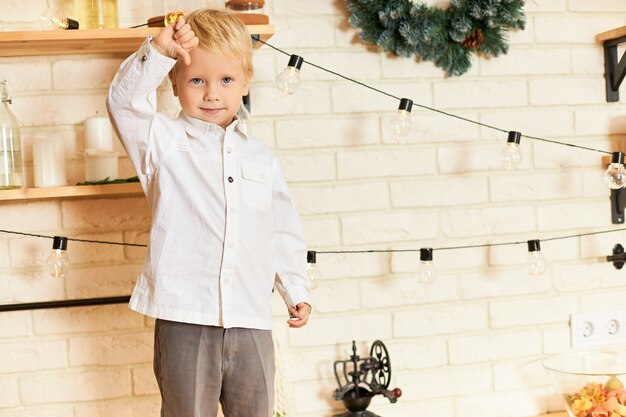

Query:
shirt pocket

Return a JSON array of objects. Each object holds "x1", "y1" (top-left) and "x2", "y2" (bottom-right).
[{"x1": 241, "y1": 159, "x2": 271, "y2": 210}]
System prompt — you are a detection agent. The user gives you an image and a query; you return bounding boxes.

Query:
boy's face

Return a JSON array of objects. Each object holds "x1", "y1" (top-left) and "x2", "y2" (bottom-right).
[{"x1": 170, "y1": 48, "x2": 249, "y2": 129}]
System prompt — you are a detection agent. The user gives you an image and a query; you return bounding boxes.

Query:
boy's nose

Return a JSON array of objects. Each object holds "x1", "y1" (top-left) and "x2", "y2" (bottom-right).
[{"x1": 203, "y1": 85, "x2": 219, "y2": 101}]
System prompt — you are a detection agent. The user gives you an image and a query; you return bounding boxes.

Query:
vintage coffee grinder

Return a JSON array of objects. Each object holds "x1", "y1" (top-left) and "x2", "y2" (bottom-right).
[{"x1": 332, "y1": 340, "x2": 402, "y2": 417}]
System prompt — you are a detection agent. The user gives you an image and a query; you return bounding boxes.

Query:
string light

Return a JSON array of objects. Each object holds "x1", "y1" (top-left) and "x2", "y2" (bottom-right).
[
  {"x1": 45, "y1": 236, "x2": 70, "y2": 279},
  {"x1": 256, "y1": 38, "x2": 612, "y2": 158},
  {"x1": 605, "y1": 152, "x2": 626, "y2": 190},
  {"x1": 307, "y1": 250, "x2": 320, "y2": 289},
  {"x1": 3, "y1": 227, "x2": 626, "y2": 285},
  {"x1": 391, "y1": 98, "x2": 413, "y2": 137},
  {"x1": 276, "y1": 55, "x2": 303, "y2": 94},
  {"x1": 416, "y1": 248, "x2": 436, "y2": 285},
  {"x1": 3, "y1": 40, "x2": 625, "y2": 287},
  {"x1": 526, "y1": 239, "x2": 547, "y2": 277},
  {"x1": 500, "y1": 131, "x2": 522, "y2": 170},
  {"x1": 39, "y1": 8, "x2": 79, "y2": 30}
]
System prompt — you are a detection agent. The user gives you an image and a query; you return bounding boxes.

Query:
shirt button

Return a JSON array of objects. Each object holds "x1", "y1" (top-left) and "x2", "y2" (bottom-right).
[
  {"x1": 227, "y1": 242, "x2": 235, "y2": 249},
  {"x1": 226, "y1": 147, "x2": 232, "y2": 154},
  {"x1": 223, "y1": 276, "x2": 230, "y2": 284},
  {"x1": 228, "y1": 176, "x2": 234, "y2": 183},
  {"x1": 141, "y1": 55, "x2": 147, "y2": 62}
]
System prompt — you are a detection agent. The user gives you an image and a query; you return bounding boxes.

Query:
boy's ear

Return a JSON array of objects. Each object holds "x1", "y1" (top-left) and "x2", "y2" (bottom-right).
[
  {"x1": 242, "y1": 75, "x2": 250, "y2": 97},
  {"x1": 168, "y1": 72, "x2": 178, "y2": 97}
]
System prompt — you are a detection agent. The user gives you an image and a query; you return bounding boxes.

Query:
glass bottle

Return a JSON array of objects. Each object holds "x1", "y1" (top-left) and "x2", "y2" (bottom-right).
[
  {"x1": 0, "y1": 80, "x2": 23, "y2": 189},
  {"x1": 73, "y1": 0, "x2": 118, "y2": 29}
]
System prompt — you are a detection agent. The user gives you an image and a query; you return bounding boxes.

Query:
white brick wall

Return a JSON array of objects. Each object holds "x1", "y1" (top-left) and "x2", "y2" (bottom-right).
[
  {"x1": 3, "y1": 2, "x2": 626, "y2": 417},
  {"x1": 20, "y1": 369, "x2": 131, "y2": 404}
]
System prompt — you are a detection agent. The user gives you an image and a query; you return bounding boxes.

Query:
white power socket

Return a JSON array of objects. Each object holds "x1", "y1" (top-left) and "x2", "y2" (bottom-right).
[{"x1": 570, "y1": 310, "x2": 626, "y2": 348}]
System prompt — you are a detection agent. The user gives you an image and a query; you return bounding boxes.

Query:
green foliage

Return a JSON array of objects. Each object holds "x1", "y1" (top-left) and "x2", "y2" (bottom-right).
[
  {"x1": 76, "y1": 176, "x2": 139, "y2": 186},
  {"x1": 346, "y1": 0, "x2": 526, "y2": 76}
]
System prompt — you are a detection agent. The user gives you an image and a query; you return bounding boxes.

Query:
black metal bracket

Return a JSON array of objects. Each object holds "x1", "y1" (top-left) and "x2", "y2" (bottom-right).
[
  {"x1": 0, "y1": 295, "x2": 130, "y2": 313},
  {"x1": 607, "y1": 244, "x2": 626, "y2": 269},
  {"x1": 602, "y1": 35, "x2": 626, "y2": 102},
  {"x1": 611, "y1": 188, "x2": 626, "y2": 223}
]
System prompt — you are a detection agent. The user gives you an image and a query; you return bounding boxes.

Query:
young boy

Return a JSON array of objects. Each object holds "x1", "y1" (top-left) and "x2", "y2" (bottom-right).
[{"x1": 106, "y1": 9, "x2": 311, "y2": 417}]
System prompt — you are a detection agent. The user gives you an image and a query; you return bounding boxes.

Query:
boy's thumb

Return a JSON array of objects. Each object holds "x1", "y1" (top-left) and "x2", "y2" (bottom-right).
[{"x1": 177, "y1": 47, "x2": 191, "y2": 66}]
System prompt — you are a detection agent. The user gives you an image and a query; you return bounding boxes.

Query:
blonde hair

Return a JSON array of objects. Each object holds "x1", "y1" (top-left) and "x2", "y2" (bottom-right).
[{"x1": 183, "y1": 8, "x2": 254, "y2": 79}]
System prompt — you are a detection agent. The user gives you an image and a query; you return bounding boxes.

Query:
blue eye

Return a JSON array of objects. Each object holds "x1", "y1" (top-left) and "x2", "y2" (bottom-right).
[
  {"x1": 222, "y1": 77, "x2": 233, "y2": 84},
  {"x1": 190, "y1": 78, "x2": 203, "y2": 85}
]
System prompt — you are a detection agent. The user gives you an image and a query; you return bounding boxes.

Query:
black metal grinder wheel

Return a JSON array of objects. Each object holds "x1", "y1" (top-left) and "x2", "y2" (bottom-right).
[{"x1": 332, "y1": 340, "x2": 402, "y2": 417}]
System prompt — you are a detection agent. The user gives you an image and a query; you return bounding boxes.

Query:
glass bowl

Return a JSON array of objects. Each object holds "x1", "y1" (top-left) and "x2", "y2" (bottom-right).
[{"x1": 542, "y1": 351, "x2": 626, "y2": 417}]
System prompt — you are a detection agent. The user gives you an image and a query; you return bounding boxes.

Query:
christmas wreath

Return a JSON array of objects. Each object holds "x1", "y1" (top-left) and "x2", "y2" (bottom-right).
[{"x1": 346, "y1": 0, "x2": 526, "y2": 76}]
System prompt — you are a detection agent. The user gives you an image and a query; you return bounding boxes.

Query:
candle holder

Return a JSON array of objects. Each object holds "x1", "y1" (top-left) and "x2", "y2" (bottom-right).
[{"x1": 332, "y1": 340, "x2": 402, "y2": 417}]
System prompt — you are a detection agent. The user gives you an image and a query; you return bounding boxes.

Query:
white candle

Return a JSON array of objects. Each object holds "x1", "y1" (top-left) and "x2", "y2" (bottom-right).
[
  {"x1": 33, "y1": 135, "x2": 67, "y2": 188},
  {"x1": 84, "y1": 149, "x2": 118, "y2": 182},
  {"x1": 84, "y1": 116, "x2": 114, "y2": 151}
]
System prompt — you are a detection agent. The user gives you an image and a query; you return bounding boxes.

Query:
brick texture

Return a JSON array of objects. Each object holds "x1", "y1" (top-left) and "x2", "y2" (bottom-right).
[{"x1": 3, "y1": 2, "x2": 626, "y2": 417}]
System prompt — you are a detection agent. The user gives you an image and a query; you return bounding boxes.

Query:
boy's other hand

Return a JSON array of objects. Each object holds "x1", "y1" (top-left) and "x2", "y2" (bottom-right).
[
  {"x1": 153, "y1": 17, "x2": 199, "y2": 65},
  {"x1": 287, "y1": 303, "x2": 311, "y2": 328}
]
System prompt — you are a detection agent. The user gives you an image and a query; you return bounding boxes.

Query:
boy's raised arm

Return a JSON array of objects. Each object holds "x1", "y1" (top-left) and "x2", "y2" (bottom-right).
[{"x1": 105, "y1": 22, "x2": 195, "y2": 179}]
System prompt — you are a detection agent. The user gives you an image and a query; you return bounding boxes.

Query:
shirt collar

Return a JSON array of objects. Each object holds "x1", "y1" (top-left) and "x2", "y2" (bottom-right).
[{"x1": 178, "y1": 111, "x2": 248, "y2": 139}]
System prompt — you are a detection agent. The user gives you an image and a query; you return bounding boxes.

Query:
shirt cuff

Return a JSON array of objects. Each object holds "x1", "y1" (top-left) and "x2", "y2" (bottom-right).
[
  {"x1": 139, "y1": 36, "x2": 176, "y2": 66},
  {"x1": 287, "y1": 285, "x2": 312, "y2": 308}
]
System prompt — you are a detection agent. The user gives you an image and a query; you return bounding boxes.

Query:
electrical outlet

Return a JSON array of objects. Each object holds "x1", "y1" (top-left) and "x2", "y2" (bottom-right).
[{"x1": 570, "y1": 310, "x2": 626, "y2": 348}]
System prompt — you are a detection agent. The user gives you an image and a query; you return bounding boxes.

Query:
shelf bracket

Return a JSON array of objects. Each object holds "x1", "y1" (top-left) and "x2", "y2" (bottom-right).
[
  {"x1": 600, "y1": 31, "x2": 626, "y2": 102},
  {"x1": 610, "y1": 188, "x2": 626, "y2": 223},
  {"x1": 607, "y1": 243, "x2": 626, "y2": 269}
]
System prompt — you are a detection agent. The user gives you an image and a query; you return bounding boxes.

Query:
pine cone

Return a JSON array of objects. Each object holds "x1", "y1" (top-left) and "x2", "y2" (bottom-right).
[{"x1": 461, "y1": 29, "x2": 485, "y2": 49}]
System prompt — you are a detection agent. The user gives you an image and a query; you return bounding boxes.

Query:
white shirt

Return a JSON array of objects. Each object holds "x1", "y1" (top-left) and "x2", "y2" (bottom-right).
[{"x1": 106, "y1": 38, "x2": 310, "y2": 330}]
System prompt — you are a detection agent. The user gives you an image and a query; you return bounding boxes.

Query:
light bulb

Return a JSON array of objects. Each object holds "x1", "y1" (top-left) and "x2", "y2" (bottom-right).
[
  {"x1": 527, "y1": 239, "x2": 547, "y2": 277},
  {"x1": 605, "y1": 152, "x2": 626, "y2": 189},
  {"x1": 276, "y1": 55, "x2": 303, "y2": 94},
  {"x1": 39, "y1": 8, "x2": 79, "y2": 30},
  {"x1": 45, "y1": 236, "x2": 70, "y2": 279},
  {"x1": 391, "y1": 98, "x2": 413, "y2": 137},
  {"x1": 236, "y1": 96, "x2": 252, "y2": 136},
  {"x1": 500, "y1": 131, "x2": 522, "y2": 169},
  {"x1": 307, "y1": 251, "x2": 320, "y2": 289},
  {"x1": 416, "y1": 248, "x2": 436, "y2": 285}
]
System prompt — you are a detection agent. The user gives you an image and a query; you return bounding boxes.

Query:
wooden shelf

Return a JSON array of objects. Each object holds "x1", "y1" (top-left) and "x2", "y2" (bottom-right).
[
  {"x1": 0, "y1": 183, "x2": 143, "y2": 202},
  {"x1": 597, "y1": 26, "x2": 626, "y2": 43},
  {"x1": 0, "y1": 25, "x2": 274, "y2": 57}
]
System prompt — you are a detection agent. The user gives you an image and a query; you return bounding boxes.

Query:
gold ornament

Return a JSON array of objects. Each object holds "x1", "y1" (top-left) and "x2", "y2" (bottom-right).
[{"x1": 164, "y1": 10, "x2": 186, "y2": 27}]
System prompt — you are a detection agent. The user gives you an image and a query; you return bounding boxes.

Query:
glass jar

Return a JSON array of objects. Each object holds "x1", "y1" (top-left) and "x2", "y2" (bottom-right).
[
  {"x1": 73, "y1": 0, "x2": 118, "y2": 29},
  {"x1": 0, "y1": 80, "x2": 23, "y2": 189},
  {"x1": 226, "y1": 0, "x2": 264, "y2": 13}
]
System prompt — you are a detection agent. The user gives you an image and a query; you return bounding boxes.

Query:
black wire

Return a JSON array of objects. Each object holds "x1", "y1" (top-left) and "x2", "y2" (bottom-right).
[
  {"x1": 522, "y1": 133, "x2": 611, "y2": 155},
  {"x1": 2, "y1": 225, "x2": 626, "y2": 255},
  {"x1": 257, "y1": 38, "x2": 612, "y2": 155},
  {"x1": 0, "y1": 229, "x2": 148, "y2": 247},
  {"x1": 317, "y1": 226, "x2": 626, "y2": 254}
]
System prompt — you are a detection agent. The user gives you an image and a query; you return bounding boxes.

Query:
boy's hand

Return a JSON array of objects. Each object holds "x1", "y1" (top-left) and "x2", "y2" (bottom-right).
[
  {"x1": 152, "y1": 17, "x2": 199, "y2": 65},
  {"x1": 287, "y1": 303, "x2": 311, "y2": 328}
]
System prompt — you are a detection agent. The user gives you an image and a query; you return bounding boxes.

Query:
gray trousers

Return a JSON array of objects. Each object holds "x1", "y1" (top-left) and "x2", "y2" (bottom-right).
[{"x1": 154, "y1": 319, "x2": 275, "y2": 417}]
